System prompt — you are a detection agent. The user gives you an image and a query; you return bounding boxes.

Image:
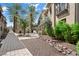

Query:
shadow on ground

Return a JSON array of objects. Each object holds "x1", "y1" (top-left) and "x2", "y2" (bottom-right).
[{"x1": 0, "y1": 33, "x2": 26, "y2": 56}]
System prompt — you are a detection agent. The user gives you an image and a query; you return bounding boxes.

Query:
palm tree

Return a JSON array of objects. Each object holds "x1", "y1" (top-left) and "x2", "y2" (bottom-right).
[
  {"x1": 7, "y1": 3, "x2": 21, "y2": 32},
  {"x1": 27, "y1": 4, "x2": 38, "y2": 33},
  {"x1": 8, "y1": 4, "x2": 38, "y2": 33},
  {"x1": 20, "y1": 19, "x2": 29, "y2": 35}
]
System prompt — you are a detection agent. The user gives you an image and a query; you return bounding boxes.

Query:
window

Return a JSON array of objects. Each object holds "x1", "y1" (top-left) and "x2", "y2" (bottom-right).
[
  {"x1": 61, "y1": 18, "x2": 66, "y2": 23},
  {"x1": 50, "y1": 5, "x2": 52, "y2": 15},
  {"x1": 56, "y1": 4, "x2": 60, "y2": 14},
  {"x1": 56, "y1": 3, "x2": 69, "y2": 15}
]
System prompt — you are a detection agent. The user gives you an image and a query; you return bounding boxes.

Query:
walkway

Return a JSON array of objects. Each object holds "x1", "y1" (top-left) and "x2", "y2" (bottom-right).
[
  {"x1": 20, "y1": 36, "x2": 64, "y2": 56},
  {"x1": 0, "y1": 31, "x2": 32, "y2": 56},
  {"x1": 0, "y1": 30, "x2": 64, "y2": 56}
]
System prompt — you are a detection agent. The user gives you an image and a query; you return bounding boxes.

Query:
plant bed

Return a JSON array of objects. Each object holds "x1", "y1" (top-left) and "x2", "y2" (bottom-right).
[{"x1": 40, "y1": 35, "x2": 77, "y2": 56}]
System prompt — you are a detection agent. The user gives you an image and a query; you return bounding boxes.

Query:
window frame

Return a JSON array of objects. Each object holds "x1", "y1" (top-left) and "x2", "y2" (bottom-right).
[{"x1": 56, "y1": 3, "x2": 69, "y2": 15}]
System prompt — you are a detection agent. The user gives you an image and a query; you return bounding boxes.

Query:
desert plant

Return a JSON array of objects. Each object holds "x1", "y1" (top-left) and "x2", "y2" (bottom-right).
[
  {"x1": 27, "y1": 5, "x2": 38, "y2": 33},
  {"x1": 54, "y1": 20, "x2": 71, "y2": 42},
  {"x1": 45, "y1": 17, "x2": 54, "y2": 37},
  {"x1": 7, "y1": 4, "x2": 21, "y2": 32},
  {"x1": 20, "y1": 19, "x2": 29, "y2": 35},
  {"x1": 71, "y1": 23, "x2": 79, "y2": 44},
  {"x1": 76, "y1": 41, "x2": 79, "y2": 55},
  {"x1": 63, "y1": 24, "x2": 71, "y2": 42},
  {"x1": 55, "y1": 21, "x2": 64, "y2": 40}
]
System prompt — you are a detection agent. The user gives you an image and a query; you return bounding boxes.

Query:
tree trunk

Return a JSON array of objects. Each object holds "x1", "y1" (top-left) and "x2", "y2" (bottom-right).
[
  {"x1": 13, "y1": 12, "x2": 18, "y2": 32},
  {"x1": 29, "y1": 13, "x2": 33, "y2": 33},
  {"x1": 23, "y1": 28, "x2": 26, "y2": 35},
  {"x1": 13, "y1": 16, "x2": 17, "y2": 32}
]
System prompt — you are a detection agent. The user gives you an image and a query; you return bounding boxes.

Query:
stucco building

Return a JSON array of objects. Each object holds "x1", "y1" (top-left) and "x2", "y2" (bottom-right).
[
  {"x1": 45, "y1": 3, "x2": 79, "y2": 28},
  {"x1": 37, "y1": 10, "x2": 48, "y2": 34},
  {"x1": 0, "y1": 7, "x2": 7, "y2": 38},
  {"x1": 38, "y1": 3, "x2": 79, "y2": 34}
]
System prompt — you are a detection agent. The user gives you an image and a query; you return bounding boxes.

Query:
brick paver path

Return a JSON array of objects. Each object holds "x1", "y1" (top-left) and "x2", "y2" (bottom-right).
[{"x1": 0, "y1": 31, "x2": 32, "y2": 56}]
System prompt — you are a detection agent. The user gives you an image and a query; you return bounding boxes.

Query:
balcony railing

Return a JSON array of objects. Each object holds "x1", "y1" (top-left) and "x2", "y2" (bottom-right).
[{"x1": 56, "y1": 3, "x2": 69, "y2": 16}]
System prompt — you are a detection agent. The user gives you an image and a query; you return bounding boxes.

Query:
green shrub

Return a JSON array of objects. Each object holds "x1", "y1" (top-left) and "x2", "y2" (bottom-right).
[
  {"x1": 44, "y1": 18, "x2": 54, "y2": 37},
  {"x1": 71, "y1": 23, "x2": 79, "y2": 44},
  {"x1": 76, "y1": 41, "x2": 79, "y2": 55},
  {"x1": 45, "y1": 25, "x2": 54, "y2": 37},
  {"x1": 63, "y1": 24, "x2": 71, "y2": 42},
  {"x1": 54, "y1": 21, "x2": 65, "y2": 40},
  {"x1": 42, "y1": 28, "x2": 47, "y2": 35},
  {"x1": 54, "y1": 21, "x2": 71, "y2": 42}
]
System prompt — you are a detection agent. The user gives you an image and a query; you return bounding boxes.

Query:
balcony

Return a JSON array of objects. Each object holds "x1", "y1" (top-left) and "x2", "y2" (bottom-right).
[{"x1": 56, "y1": 3, "x2": 69, "y2": 16}]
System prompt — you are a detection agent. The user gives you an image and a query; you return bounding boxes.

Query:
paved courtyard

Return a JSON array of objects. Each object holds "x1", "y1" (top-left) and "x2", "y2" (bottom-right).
[
  {"x1": 0, "y1": 31, "x2": 32, "y2": 56},
  {"x1": 0, "y1": 30, "x2": 64, "y2": 56},
  {"x1": 20, "y1": 36, "x2": 64, "y2": 56}
]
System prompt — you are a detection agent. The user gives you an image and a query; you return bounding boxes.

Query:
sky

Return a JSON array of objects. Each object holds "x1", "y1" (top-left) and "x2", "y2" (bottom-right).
[{"x1": 0, "y1": 3, "x2": 46, "y2": 27}]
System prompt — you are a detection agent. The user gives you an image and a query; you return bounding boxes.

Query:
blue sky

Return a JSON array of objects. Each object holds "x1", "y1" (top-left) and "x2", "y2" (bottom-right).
[{"x1": 0, "y1": 3, "x2": 46, "y2": 27}]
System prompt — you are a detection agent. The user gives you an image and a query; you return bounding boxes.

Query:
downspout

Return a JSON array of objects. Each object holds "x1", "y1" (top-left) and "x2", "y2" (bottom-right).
[
  {"x1": 75, "y1": 3, "x2": 76, "y2": 24},
  {"x1": 54, "y1": 4, "x2": 56, "y2": 27}
]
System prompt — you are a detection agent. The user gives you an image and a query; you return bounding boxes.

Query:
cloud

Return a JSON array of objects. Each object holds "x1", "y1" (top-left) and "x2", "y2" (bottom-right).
[
  {"x1": 2, "y1": 6, "x2": 8, "y2": 11},
  {"x1": 35, "y1": 4, "x2": 39, "y2": 8},
  {"x1": 43, "y1": 4, "x2": 47, "y2": 10},
  {"x1": 32, "y1": 4, "x2": 39, "y2": 8},
  {"x1": 7, "y1": 22, "x2": 13, "y2": 27}
]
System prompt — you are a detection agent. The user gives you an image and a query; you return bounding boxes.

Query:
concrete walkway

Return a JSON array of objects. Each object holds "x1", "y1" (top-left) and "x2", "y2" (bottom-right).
[
  {"x1": 15, "y1": 33, "x2": 39, "y2": 40},
  {"x1": 0, "y1": 30, "x2": 64, "y2": 56},
  {"x1": 20, "y1": 37, "x2": 64, "y2": 56},
  {"x1": 0, "y1": 31, "x2": 32, "y2": 56}
]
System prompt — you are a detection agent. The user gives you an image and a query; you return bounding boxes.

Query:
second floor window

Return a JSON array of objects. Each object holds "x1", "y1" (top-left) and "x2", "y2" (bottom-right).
[
  {"x1": 50, "y1": 5, "x2": 52, "y2": 15},
  {"x1": 56, "y1": 3, "x2": 69, "y2": 15}
]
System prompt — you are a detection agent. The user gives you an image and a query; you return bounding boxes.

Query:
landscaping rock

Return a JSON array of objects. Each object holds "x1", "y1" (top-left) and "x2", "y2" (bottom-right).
[
  {"x1": 65, "y1": 50, "x2": 71, "y2": 55},
  {"x1": 67, "y1": 49, "x2": 72, "y2": 53},
  {"x1": 62, "y1": 46, "x2": 67, "y2": 50},
  {"x1": 46, "y1": 39, "x2": 51, "y2": 43},
  {"x1": 58, "y1": 44, "x2": 63, "y2": 49},
  {"x1": 57, "y1": 48, "x2": 63, "y2": 52},
  {"x1": 62, "y1": 51, "x2": 66, "y2": 55},
  {"x1": 40, "y1": 35, "x2": 76, "y2": 56},
  {"x1": 70, "y1": 51, "x2": 76, "y2": 56},
  {"x1": 49, "y1": 40, "x2": 53, "y2": 43},
  {"x1": 54, "y1": 44, "x2": 63, "y2": 52},
  {"x1": 52, "y1": 42, "x2": 56, "y2": 46},
  {"x1": 43, "y1": 39, "x2": 47, "y2": 41},
  {"x1": 54, "y1": 45, "x2": 58, "y2": 49},
  {"x1": 49, "y1": 43, "x2": 54, "y2": 46}
]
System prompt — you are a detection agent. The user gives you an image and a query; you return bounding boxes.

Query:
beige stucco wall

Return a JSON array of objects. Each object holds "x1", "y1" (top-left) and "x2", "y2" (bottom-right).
[
  {"x1": 51, "y1": 4, "x2": 56, "y2": 28},
  {"x1": 75, "y1": 3, "x2": 79, "y2": 23},
  {"x1": 49, "y1": 3, "x2": 76, "y2": 29},
  {"x1": 55, "y1": 3, "x2": 75, "y2": 25},
  {"x1": 0, "y1": 19, "x2": 3, "y2": 37},
  {"x1": 0, "y1": 16, "x2": 6, "y2": 37}
]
